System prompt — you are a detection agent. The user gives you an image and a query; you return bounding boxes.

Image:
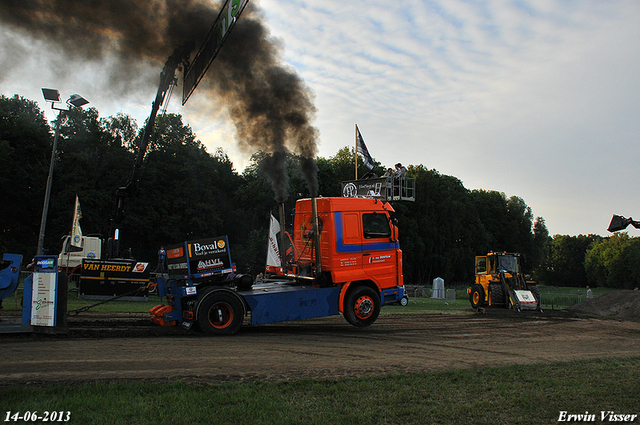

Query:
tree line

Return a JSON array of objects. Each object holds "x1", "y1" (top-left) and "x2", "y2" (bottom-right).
[{"x1": 0, "y1": 94, "x2": 634, "y2": 288}]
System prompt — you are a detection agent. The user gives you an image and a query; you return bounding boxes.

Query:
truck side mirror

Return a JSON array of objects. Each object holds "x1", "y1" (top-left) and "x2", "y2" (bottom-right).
[{"x1": 391, "y1": 218, "x2": 399, "y2": 242}]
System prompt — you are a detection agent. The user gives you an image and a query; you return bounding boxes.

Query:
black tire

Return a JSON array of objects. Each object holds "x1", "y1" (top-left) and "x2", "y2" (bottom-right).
[
  {"x1": 399, "y1": 295, "x2": 409, "y2": 307},
  {"x1": 343, "y1": 286, "x2": 381, "y2": 327},
  {"x1": 469, "y1": 284, "x2": 485, "y2": 309},
  {"x1": 489, "y1": 283, "x2": 505, "y2": 306},
  {"x1": 197, "y1": 291, "x2": 244, "y2": 336}
]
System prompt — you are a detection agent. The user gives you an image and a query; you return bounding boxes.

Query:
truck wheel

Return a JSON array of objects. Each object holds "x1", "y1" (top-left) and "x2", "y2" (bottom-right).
[
  {"x1": 344, "y1": 286, "x2": 381, "y2": 327},
  {"x1": 197, "y1": 292, "x2": 243, "y2": 336},
  {"x1": 399, "y1": 295, "x2": 409, "y2": 307},
  {"x1": 470, "y1": 284, "x2": 485, "y2": 309}
]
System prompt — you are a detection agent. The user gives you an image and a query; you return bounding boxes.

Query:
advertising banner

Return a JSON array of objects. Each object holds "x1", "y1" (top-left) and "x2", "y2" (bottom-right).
[
  {"x1": 31, "y1": 256, "x2": 58, "y2": 327},
  {"x1": 166, "y1": 236, "x2": 233, "y2": 278},
  {"x1": 341, "y1": 178, "x2": 389, "y2": 201},
  {"x1": 182, "y1": 0, "x2": 249, "y2": 104},
  {"x1": 79, "y1": 259, "x2": 150, "y2": 299}
]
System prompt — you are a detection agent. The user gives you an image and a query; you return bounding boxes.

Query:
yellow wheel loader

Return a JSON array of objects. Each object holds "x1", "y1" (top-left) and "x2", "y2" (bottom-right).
[{"x1": 467, "y1": 252, "x2": 540, "y2": 312}]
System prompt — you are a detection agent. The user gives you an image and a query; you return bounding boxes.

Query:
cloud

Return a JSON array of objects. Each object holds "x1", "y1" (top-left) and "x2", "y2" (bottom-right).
[
  {"x1": 257, "y1": 0, "x2": 640, "y2": 236},
  {"x1": 1, "y1": 0, "x2": 639, "y2": 236}
]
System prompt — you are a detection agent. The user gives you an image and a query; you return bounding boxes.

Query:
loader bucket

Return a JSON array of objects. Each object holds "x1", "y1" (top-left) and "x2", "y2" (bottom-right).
[{"x1": 608, "y1": 215, "x2": 629, "y2": 232}]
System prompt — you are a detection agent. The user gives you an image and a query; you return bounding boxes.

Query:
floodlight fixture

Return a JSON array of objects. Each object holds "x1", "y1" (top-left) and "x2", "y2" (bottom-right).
[
  {"x1": 41, "y1": 88, "x2": 61, "y2": 103},
  {"x1": 67, "y1": 94, "x2": 89, "y2": 108}
]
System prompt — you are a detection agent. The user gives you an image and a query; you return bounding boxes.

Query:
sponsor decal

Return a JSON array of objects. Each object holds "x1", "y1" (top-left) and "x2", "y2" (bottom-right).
[
  {"x1": 36, "y1": 258, "x2": 55, "y2": 269},
  {"x1": 133, "y1": 263, "x2": 148, "y2": 272},
  {"x1": 342, "y1": 182, "x2": 357, "y2": 198},
  {"x1": 167, "y1": 246, "x2": 184, "y2": 259},
  {"x1": 340, "y1": 258, "x2": 358, "y2": 267},
  {"x1": 168, "y1": 262, "x2": 188, "y2": 271},
  {"x1": 83, "y1": 263, "x2": 132, "y2": 272},
  {"x1": 189, "y1": 240, "x2": 227, "y2": 257},
  {"x1": 197, "y1": 258, "x2": 224, "y2": 271},
  {"x1": 369, "y1": 255, "x2": 391, "y2": 264}
]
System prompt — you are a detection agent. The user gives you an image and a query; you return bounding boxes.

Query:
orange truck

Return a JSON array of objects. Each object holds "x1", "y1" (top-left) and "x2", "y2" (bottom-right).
[{"x1": 151, "y1": 196, "x2": 406, "y2": 335}]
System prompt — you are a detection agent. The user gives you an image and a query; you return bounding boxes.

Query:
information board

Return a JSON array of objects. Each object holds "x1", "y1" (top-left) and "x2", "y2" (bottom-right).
[{"x1": 31, "y1": 256, "x2": 58, "y2": 327}]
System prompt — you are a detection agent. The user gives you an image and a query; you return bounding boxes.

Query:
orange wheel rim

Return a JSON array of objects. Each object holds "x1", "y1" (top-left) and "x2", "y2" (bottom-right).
[
  {"x1": 473, "y1": 292, "x2": 480, "y2": 305},
  {"x1": 354, "y1": 295, "x2": 374, "y2": 319},
  {"x1": 209, "y1": 302, "x2": 234, "y2": 329}
]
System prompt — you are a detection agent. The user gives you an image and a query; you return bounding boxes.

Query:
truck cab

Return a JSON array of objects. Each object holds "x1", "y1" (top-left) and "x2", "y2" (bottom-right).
[
  {"x1": 58, "y1": 235, "x2": 102, "y2": 273},
  {"x1": 288, "y1": 197, "x2": 403, "y2": 294}
]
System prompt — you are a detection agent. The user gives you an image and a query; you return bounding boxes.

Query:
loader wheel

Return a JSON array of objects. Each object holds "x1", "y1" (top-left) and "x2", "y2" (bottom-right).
[
  {"x1": 489, "y1": 284, "x2": 505, "y2": 306},
  {"x1": 528, "y1": 285, "x2": 541, "y2": 305},
  {"x1": 198, "y1": 292, "x2": 244, "y2": 336},
  {"x1": 344, "y1": 286, "x2": 381, "y2": 327},
  {"x1": 470, "y1": 284, "x2": 485, "y2": 309}
]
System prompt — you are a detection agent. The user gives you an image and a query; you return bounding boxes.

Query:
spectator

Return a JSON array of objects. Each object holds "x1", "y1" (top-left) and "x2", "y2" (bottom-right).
[
  {"x1": 157, "y1": 246, "x2": 166, "y2": 273},
  {"x1": 586, "y1": 286, "x2": 593, "y2": 299},
  {"x1": 394, "y1": 163, "x2": 406, "y2": 179},
  {"x1": 394, "y1": 163, "x2": 407, "y2": 197}
]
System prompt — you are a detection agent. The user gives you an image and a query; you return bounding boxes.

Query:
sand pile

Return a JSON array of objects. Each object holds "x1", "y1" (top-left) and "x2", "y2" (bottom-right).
[{"x1": 567, "y1": 290, "x2": 640, "y2": 319}]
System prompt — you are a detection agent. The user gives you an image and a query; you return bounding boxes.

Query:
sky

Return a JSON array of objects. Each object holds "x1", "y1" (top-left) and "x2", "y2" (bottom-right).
[{"x1": 1, "y1": 0, "x2": 639, "y2": 237}]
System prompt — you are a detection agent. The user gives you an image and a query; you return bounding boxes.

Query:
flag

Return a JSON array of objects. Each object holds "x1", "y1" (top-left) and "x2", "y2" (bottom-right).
[
  {"x1": 266, "y1": 214, "x2": 282, "y2": 267},
  {"x1": 70, "y1": 195, "x2": 83, "y2": 247},
  {"x1": 356, "y1": 126, "x2": 375, "y2": 170}
]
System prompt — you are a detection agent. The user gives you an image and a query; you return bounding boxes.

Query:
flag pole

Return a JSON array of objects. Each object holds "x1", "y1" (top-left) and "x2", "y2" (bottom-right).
[{"x1": 355, "y1": 124, "x2": 358, "y2": 180}]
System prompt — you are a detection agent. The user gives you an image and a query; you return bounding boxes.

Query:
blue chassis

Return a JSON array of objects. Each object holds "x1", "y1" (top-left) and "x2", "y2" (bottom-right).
[{"x1": 157, "y1": 277, "x2": 404, "y2": 326}]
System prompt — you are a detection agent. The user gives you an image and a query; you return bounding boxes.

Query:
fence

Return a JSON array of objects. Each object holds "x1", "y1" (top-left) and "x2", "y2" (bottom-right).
[
  {"x1": 539, "y1": 293, "x2": 586, "y2": 309},
  {"x1": 403, "y1": 285, "x2": 458, "y2": 303}
]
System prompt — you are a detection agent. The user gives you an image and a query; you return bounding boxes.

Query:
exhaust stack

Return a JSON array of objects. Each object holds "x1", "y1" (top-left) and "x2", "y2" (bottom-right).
[
  {"x1": 312, "y1": 197, "x2": 322, "y2": 278},
  {"x1": 279, "y1": 203, "x2": 286, "y2": 270}
]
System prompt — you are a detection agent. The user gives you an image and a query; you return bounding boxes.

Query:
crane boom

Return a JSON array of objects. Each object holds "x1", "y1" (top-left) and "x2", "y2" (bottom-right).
[{"x1": 108, "y1": 44, "x2": 193, "y2": 257}]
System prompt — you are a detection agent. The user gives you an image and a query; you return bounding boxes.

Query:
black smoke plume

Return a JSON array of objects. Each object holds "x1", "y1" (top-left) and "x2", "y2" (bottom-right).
[{"x1": 0, "y1": 0, "x2": 319, "y2": 202}]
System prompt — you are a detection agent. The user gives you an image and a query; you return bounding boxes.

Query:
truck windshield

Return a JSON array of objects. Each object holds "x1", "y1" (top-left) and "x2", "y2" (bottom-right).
[
  {"x1": 362, "y1": 213, "x2": 391, "y2": 239},
  {"x1": 497, "y1": 255, "x2": 519, "y2": 273},
  {"x1": 62, "y1": 238, "x2": 83, "y2": 254}
]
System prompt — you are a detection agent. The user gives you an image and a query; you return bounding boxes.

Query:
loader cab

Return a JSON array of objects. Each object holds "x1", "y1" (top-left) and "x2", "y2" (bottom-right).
[
  {"x1": 476, "y1": 252, "x2": 520, "y2": 277},
  {"x1": 475, "y1": 256, "x2": 488, "y2": 274},
  {"x1": 496, "y1": 254, "x2": 519, "y2": 274}
]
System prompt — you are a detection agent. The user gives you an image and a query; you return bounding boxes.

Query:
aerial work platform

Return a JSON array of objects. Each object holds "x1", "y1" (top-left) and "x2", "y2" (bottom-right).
[{"x1": 341, "y1": 177, "x2": 415, "y2": 202}]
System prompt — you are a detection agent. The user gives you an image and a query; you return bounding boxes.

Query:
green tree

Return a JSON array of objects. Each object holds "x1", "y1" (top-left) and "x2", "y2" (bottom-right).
[
  {"x1": 0, "y1": 95, "x2": 53, "y2": 260},
  {"x1": 45, "y1": 107, "x2": 134, "y2": 257},
  {"x1": 540, "y1": 234, "x2": 600, "y2": 287},
  {"x1": 394, "y1": 165, "x2": 484, "y2": 283},
  {"x1": 531, "y1": 217, "x2": 550, "y2": 279},
  {"x1": 585, "y1": 233, "x2": 640, "y2": 289},
  {"x1": 0, "y1": 92, "x2": 550, "y2": 286}
]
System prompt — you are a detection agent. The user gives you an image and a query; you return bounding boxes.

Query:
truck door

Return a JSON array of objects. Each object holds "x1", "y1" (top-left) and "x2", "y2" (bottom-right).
[
  {"x1": 361, "y1": 212, "x2": 397, "y2": 289},
  {"x1": 334, "y1": 211, "x2": 363, "y2": 270}
]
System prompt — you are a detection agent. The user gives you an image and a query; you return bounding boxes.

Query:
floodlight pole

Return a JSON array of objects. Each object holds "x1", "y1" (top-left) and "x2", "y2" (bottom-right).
[
  {"x1": 36, "y1": 91, "x2": 88, "y2": 256},
  {"x1": 36, "y1": 110, "x2": 64, "y2": 256}
]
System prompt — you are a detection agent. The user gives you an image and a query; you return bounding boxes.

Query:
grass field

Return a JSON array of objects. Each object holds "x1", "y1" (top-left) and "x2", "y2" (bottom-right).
[{"x1": 1, "y1": 357, "x2": 638, "y2": 425}]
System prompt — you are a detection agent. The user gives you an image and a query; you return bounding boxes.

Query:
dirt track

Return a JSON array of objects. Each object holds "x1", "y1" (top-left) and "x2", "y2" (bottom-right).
[{"x1": 1, "y1": 311, "x2": 639, "y2": 386}]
